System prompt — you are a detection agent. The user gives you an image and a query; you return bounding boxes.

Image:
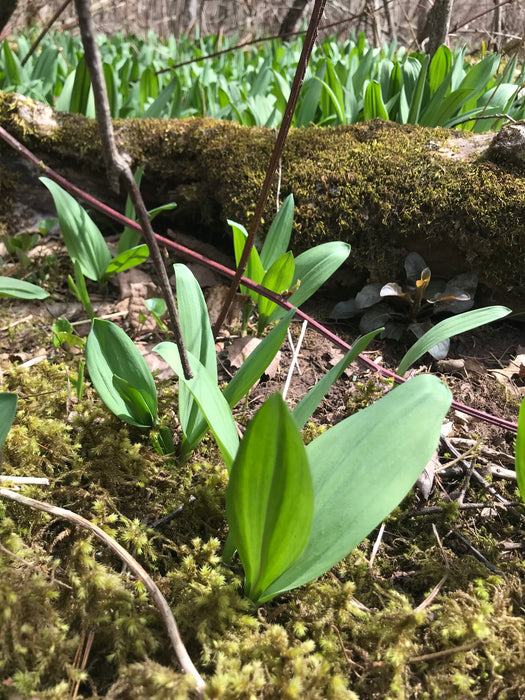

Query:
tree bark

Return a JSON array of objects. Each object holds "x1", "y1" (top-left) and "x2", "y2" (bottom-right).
[
  {"x1": 279, "y1": 0, "x2": 310, "y2": 38},
  {"x1": 418, "y1": 0, "x2": 454, "y2": 57},
  {"x1": 0, "y1": 91, "x2": 524, "y2": 309},
  {"x1": 0, "y1": 0, "x2": 18, "y2": 34}
]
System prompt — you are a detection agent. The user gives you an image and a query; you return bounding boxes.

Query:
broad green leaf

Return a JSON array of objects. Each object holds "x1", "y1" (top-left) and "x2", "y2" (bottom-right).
[
  {"x1": 226, "y1": 393, "x2": 313, "y2": 604},
  {"x1": 516, "y1": 398, "x2": 525, "y2": 501},
  {"x1": 292, "y1": 329, "x2": 382, "y2": 431},
  {"x1": 153, "y1": 344, "x2": 239, "y2": 469},
  {"x1": 296, "y1": 67, "x2": 325, "y2": 127},
  {"x1": 261, "y1": 374, "x2": 452, "y2": 600},
  {"x1": 175, "y1": 264, "x2": 216, "y2": 377},
  {"x1": 260, "y1": 194, "x2": 294, "y2": 270},
  {"x1": 363, "y1": 80, "x2": 389, "y2": 120},
  {"x1": 68, "y1": 56, "x2": 91, "y2": 115},
  {"x1": 257, "y1": 252, "x2": 295, "y2": 333},
  {"x1": 224, "y1": 308, "x2": 296, "y2": 408},
  {"x1": 40, "y1": 178, "x2": 111, "y2": 281},
  {"x1": 104, "y1": 244, "x2": 149, "y2": 277},
  {"x1": 230, "y1": 220, "x2": 265, "y2": 303},
  {"x1": 86, "y1": 319, "x2": 158, "y2": 428},
  {"x1": 144, "y1": 78, "x2": 176, "y2": 118},
  {"x1": 269, "y1": 242, "x2": 351, "y2": 323},
  {"x1": 112, "y1": 374, "x2": 156, "y2": 428},
  {"x1": 398, "y1": 306, "x2": 511, "y2": 376},
  {"x1": 175, "y1": 263, "x2": 217, "y2": 448},
  {"x1": 0, "y1": 393, "x2": 18, "y2": 451},
  {"x1": 428, "y1": 45, "x2": 452, "y2": 95},
  {"x1": 407, "y1": 54, "x2": 429, "y2": 124},
  {"x1": 0, "y1": 277, "x2": 49, "y2": 300}
]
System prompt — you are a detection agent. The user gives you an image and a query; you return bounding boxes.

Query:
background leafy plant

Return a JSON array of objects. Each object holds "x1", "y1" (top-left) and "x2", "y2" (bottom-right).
[{"x1": 2, "y1": 30, "x2": 524, "y2": 129}]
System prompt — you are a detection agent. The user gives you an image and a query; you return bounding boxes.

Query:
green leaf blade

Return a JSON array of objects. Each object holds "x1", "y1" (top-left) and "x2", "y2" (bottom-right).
[
  {"x1": 263, "y1": 374, "x2": 452, "y2": 599},
  {"x1": 398, "y1": 306, "x2": 511, "y2": 376},
  {"x1": 86, "y1": 319, "x2": 158, "y2": 428},
  {"x1": 226, "y1": 393, "x2": 313, "y2": 604}
]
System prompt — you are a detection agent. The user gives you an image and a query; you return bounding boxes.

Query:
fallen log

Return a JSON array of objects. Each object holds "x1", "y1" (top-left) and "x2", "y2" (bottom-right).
[{"x1": 0, "y1": 90, "x2": 524, "y2": 308}]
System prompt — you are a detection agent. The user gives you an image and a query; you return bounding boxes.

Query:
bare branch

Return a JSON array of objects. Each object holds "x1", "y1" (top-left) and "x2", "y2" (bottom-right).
[{"x1": 73, "y1": 0, "x2": 192, "y2": 379}]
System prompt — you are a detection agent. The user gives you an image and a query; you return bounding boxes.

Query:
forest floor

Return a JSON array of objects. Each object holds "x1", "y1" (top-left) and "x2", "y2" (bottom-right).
[{"x1": 1, "y1": 230, "x2": 525, "y2": 699}]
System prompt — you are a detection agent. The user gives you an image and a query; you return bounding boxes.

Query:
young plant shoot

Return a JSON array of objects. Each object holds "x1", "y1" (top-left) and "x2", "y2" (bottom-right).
[{"x1": 226, "y1": 375, "x2": 452, "y2": 605}]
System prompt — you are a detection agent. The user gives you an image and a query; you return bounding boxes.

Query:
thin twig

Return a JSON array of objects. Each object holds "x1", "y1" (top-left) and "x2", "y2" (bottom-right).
[
  {"x1": 73, "y1": 0, "x2": 192, "y2": 379},
  {"x1": 0, "y1": 487, "x2": 206, "y2": 697},
  {"x1": 211, "y1": 0, "x2": 328, "y2": 339},
  {"x1": 368, "y1": 521, "x2": 386, "y2": 571},
  {"x1": 408, "y1": 639, "x2": 483, "y2": 664},
  {"x1": 21, "y1": 0, "x2": 74, "y2": 66}
]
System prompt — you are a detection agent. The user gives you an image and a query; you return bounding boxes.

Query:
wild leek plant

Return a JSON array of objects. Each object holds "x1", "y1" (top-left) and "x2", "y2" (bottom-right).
[
  {"x1": 226, "y1": 377, "x2": 452, "y2": 605},
  {"x1": 231, "y1": 194, "x2": 350, "y2": 335},
  {"x1": 41, "y1": 178, "x2": 150, "y2": 284}
]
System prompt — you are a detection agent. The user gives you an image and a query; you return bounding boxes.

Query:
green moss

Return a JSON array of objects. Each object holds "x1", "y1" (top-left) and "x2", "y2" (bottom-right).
[{"x1": 1, "y1": 359, "x2": 525, "y2": 698}]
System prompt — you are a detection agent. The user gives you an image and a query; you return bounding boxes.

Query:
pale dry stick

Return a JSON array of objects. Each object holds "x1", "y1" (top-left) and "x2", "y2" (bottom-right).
[
  {"x1": 414, "y1": 524, "x2": 449, "y2": 613},
  {"x1": 368, "y1": 521, "x2": 386, "y2": 571},
  {"x1": 73, "y1": 0, "x2": 192, "y2": 379},
  {"x1": 282, "y1": 319, "x2": 307, "y2": 401},
  {"x1": 0, "y1": 487, "x2": 206, "y2": 697},
  {"x1": 0, "y1": 476, "x2": 49, "y2": 485},
  {"x1": 286, "y1": 327, "x2": 304, "y2": 377},
  {"x1": 211, "y1": 0, "x2": 328, "y2": 339}
]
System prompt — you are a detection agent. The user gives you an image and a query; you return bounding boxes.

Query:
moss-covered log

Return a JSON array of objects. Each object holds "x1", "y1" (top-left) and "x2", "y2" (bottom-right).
[{"x1": 1, "y1": 90, "x2": 524, "y2": 306}]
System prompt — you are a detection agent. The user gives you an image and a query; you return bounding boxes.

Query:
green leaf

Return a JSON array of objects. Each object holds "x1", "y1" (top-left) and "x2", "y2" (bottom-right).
[
  {"x1": 40, "y1": 178, "x2": 111, "y2": 281},
  {"x1": 516, "y1": 398, "x2": 525, "y2": 502},
  {"x1": 174, "y1": 263, "x2": 218, "y2": 449},
  {"x1": 269, "y1": 242, "x2": 350, "y2": 323},
  {"x1": 398, "y1": 306, "x2": 511, "y2": 376},
  {"x1": 0, "y1": 277, "x2": 49, "y2": 300},
  {"x1": 104, "y1": 244, "x2": 149, "y2": 277},
  {"x1": 428, "y1": 46, "x2": 452, "y2": 95},
  {"x1": 86, "y1": 319, "x2": 158, "y2": 428},
  {"x1": 224, "y1": 308, "x2": 296, "y2": 408},
  {"x1": 407, "y1": 54, "x2": 429, "y2": 124},
  {"x1": 260, "y1": 194, "x2": 294, "y2": 270},
  {"x1": 112, "y1": 374, "x2": 156, "y2": 427},
  {"x1": 226, "y1": 393, "x2": 313, "y2": 604},
  {"x1": 261, "y1": 374, "x2": 452, "y2": 599},
  {"x1": 257, "y1": 252, "x2": 295, "y2": 333},
  {"x1": 0, "y1": 393, "x2": 18, "y2": 451},
  {"x1": 292, "y1": 328, "x2": 382, "y2": 431},
  {"x1": 153, "y1": 344, "x2": 239, "y2": 469},
  {"x1": 363, "y1": 80, "x2": 389, "y2": 120},
  {"x1": 230, "y1": 220, "x2": 265, "y2": 302}
]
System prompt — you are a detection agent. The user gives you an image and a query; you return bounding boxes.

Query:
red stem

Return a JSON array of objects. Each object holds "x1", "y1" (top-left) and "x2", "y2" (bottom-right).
[{"x1": 0, "y1": 126, "x2": 517, "y2": 433}]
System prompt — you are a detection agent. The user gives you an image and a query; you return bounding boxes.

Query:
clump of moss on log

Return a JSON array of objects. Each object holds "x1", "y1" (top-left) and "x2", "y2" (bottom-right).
[{"x1": 1, "y1": 91, "x2": 524, "y2": 300}]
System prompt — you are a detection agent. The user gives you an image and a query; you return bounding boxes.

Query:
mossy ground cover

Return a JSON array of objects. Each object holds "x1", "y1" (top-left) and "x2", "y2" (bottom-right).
[{"x1": 0, "y1": 280, "x2": 524, "y2": 699}]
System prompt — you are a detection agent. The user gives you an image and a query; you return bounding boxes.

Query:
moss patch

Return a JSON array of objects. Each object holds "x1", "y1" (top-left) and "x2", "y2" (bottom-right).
[{"x1": 0, "y1": 359, "x2": 524, "y2": 699}]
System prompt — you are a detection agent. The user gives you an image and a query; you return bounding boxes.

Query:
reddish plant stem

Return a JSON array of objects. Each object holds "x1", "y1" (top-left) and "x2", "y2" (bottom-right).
[
  {"x1": 211, "y1": 0, "x2": 328, "y2": 339},
  {"x1": 0, "y1": 126, "x2": 517, "y2": 433}
]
